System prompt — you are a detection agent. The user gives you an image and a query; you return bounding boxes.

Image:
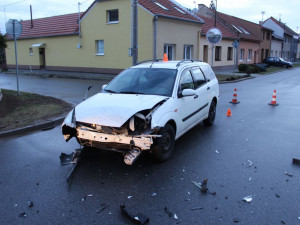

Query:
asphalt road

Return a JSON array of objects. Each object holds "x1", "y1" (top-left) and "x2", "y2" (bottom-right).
[{"x1": 0, "y1": 69, "x2": 300, "y2": 225}]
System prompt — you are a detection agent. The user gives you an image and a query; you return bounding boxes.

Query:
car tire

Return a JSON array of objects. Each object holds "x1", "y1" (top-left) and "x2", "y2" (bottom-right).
[
  {"x1": 203, "y1": 100, "x2": 216, "y2": 126},
  {"x1": 153, "y1": 124, "x2": 175, "y2": 162}
]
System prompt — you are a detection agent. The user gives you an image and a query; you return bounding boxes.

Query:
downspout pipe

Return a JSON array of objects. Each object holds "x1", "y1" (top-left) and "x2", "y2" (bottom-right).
[
  {"x1": 131, "y1": 0, "x2": 138, "y2": 65},
  {"x1": 154, "y1": 15, "x2": 158, "y2": 60}
]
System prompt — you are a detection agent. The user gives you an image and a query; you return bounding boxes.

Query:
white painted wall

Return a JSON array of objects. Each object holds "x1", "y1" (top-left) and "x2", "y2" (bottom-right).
[{"x1": 262, "y1": 19, "x2": 284, "y2": 38}]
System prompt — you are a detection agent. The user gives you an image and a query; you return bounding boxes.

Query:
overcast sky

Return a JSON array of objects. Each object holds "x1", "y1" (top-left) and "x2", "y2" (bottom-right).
[{"x1": 0, "y1": 0, "x2": 299, "y2": 34}]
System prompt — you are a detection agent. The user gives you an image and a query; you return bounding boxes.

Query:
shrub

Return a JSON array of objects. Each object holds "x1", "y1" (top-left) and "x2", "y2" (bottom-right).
[{"x1": 238, "y1": 64, "x2": 248, "y2": 72}]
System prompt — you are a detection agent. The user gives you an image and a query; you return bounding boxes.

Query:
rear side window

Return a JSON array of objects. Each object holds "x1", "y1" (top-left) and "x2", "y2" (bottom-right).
[
  {"x1": 191, "y1": 68, "x2": 206, "y2": 88},
  {"x1": 201, "y1": 65, "x2": 216, "y2": 81}
]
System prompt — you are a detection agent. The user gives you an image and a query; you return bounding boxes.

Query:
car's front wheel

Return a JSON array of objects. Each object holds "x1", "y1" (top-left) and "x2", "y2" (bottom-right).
[
  {"x1": 203, "y1": 100, "x2": 216, "y2": 126},
  {"x1": 153, "y1": 124, "x2": 175, "y2": 161}
]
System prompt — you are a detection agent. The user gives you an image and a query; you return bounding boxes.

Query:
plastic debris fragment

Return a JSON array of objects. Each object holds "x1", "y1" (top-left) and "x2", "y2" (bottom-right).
[
  {"x1": 292, "y1": 158, "x2": 300, "y2": 165},
  {"x1": 233, "y1": 218, "x2": 239, "y2": 223},
  {"x1": 120, "y1": 204, "x2": 149, "y2": 225},
  {"x1": 174, "y1": 214, "x2": 178, "y2": 220},
  {"x1": 192, "y1": 179, "x2": 216, "y2": 195},
  {"x1": 96, "y1": 203, "x2": 109, "y2": 213},
  {"x1": 242, "y1": 196, "x2": 253, "y2": 203},
  {"x1": 152, "y1": 193, "x2": 157, "y2": 197},
  {"x1": 284, "y1": 172, "x2": 293, "y2": 177},
  {"x1": 215, "y1": 150, "x2": 219, "y2": 154},
  {"x1": 128, "y1": 196, "x2": 133, "y2": 199},
  {"x1": 249, "y1": 177, "x2": 252, "y2": 182},
  {"x1": 275, "y1": 194, "x2": 280, "y2": 198},
  {"x1": 190, "y1": 206, "x2": 204, "y2": 210},
  {"x1": 164, "y1": 207, "x2": 172, "y2": 217},
  {"x1": 19, "y1": 212, "x2": 26, "y2": 217},
  {"x1": 27, "y1": 201, "x2": 33, "y2": 208},
  {"x1": 248, "y1": 160, "x2": 253, "y2": 167}
]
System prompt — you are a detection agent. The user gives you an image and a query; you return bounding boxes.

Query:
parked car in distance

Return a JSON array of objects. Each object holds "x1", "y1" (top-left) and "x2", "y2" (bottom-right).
[
  {"x1": 62, "y1": 59, "x2": 219, "y2": 165},
  {"x1": 263, "y1": 57, "x2": 293, "y2": 68}
]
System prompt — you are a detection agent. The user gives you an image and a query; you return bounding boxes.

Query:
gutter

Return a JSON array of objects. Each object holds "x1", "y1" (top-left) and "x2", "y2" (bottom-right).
[
  {"x1": 154, "y1": 14, "x2": 204, "y2": 24},
  {"x1": 6, "y1": 32, "x2": 80, "y2": 41},
  {"x1": 153, "y1": 15, "x2": 158, "y2": 60}
]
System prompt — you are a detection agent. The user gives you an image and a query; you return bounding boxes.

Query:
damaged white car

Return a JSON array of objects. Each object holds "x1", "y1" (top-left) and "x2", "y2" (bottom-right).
[{"x1": 62, "y1": 60, "x2": 219, "y2": 165}]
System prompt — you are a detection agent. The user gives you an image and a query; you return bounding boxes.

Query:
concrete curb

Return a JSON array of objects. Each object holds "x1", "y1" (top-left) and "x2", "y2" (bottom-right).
[
  {"x1": 0, "y1": 117, "x2": 65, "y2": 139},
  {"x1": 218, "y1": 75, "x2": 255, "y2": 84}
]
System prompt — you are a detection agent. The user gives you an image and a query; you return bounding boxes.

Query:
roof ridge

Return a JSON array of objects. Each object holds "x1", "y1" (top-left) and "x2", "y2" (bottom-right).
[{"x1": 21, "y1": 12, "x2": 80, "y2": 23}]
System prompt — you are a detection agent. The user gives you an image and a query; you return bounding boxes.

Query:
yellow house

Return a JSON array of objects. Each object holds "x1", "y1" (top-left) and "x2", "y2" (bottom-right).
[{"x1": 6, "y1": 0, "x2": 203, "y2": 74}]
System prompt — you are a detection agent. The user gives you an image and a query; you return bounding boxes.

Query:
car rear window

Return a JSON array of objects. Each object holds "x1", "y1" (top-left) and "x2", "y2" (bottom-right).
[{"x1": 200, "y1": 65, "x2": 216, "y2": 81}]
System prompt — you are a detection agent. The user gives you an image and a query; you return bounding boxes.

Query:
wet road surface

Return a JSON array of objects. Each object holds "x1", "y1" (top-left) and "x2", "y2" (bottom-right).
[{"x1": 0, "y1": 69, "x2": 300, "y2": 224}]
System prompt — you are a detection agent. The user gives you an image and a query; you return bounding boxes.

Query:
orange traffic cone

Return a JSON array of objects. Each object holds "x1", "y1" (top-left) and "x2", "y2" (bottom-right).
[
  {"x1": 226, "y1": 108, "x2": 232, "y2": 117},
  {"x1": 230, "y1": 88, "x2": 240, "y2": 104},
  {"x1": 268, "y1": 90, "x2": 279, "y2": 106},
  {"x1": 163, "y1": 53, "x2": 168, "y2": 62}
]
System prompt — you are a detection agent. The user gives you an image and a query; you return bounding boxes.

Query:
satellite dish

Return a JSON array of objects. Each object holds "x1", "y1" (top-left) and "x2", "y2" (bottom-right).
[{"x1": 206, "y1": 28, "x2": 222, "y2": 44}]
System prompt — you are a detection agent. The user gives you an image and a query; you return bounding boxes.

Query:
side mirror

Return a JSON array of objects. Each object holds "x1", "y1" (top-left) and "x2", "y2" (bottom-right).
[
  {"x1": 182, "y1": 89, "x2": 196, "y2": 97},
  {"x1": 102, "y1": 84, "x2": 108, "y2": 91}
]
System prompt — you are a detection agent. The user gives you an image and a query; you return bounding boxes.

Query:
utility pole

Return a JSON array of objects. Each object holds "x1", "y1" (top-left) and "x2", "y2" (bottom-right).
[{"x1": 131, "y1": 0, "x2": 138, "y2": 65}]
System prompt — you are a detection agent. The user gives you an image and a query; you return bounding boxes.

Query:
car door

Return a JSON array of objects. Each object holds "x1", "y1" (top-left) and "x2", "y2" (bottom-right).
[
  {"x1": 190, "y1": 67, "x2": 210, "y2": 121},
  {"x1": 175, "y1": 68, "x2": 200, "y2": 129}
]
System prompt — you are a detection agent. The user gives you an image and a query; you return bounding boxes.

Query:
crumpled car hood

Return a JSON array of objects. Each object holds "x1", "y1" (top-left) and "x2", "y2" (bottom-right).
[{"x1": 75, "y1": 93, "x2": 167, "y2": 127}]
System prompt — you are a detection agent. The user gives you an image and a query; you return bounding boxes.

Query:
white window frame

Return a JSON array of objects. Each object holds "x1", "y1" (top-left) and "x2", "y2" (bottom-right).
[
  {"x1": 184, "y1": 45, "x2": 192, "y2": 60},
  {"x1": 96, "y1": 40, "x2": 104, "y2": 55},
  {"x1": 164, "y1": 44, "x2": 175, "y2": 60},
  {"x1": 248, "y1": 49, "x2": 252, "y2": 61},
  {"x1": 240, "y1": 49, "x2": 245, "y2": 61},
  {"x1": 107, "y1": 9, "x2": 119, "y2": 24}
]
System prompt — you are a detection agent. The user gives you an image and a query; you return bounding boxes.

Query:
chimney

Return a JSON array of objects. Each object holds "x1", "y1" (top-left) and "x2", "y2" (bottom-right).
[{"x1": 30, "y1": 5, "x2": 33, "y2": 28}]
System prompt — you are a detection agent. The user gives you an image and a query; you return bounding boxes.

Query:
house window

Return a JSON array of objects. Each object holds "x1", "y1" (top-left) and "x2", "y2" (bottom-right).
[
  {"x1": 29, "y1": 48, "x2": 33, "y2": 56},
  {"x1": 184, "y1": 45, "x2": 192, "y2": 60},
  {"x1": 107, "y1": 9, "x2": 119, "y2": 23},
  {"x1": 227, "y1": 47, "x2": 233, "y2": 60},
  {"x1": 154, "y1": 2, "x2": 169, "y2": 10},
  {"x1": 266, "y1": 32, "x2": 270, "y2": 40},
  {"x1": 240, "y1": 49, "x2": 245, "y2": 60},
  {"x1": 164, "y1": 44, "x2": 175, "y2": 60},
  {"x1": 215, "y1": 46, "x2": 221, "y2": 61},
  {"x1": 248, "y1": 49, "x2": 252, "y2": 60},
  {"x1": 265, "y1": 49, "x2": 269, "y2": 58},
  {"x1": 96, "y1": 40, "x2": 104, "y2": 55}
]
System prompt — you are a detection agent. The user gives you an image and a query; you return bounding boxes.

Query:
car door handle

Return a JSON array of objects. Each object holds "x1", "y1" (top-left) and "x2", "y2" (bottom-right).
[
  {"x1": 194, "y1": 95, "x2": 198, "y2": 99},
  {"x1": 207, "y1": 86, "x2": 210, "y2": 90}
]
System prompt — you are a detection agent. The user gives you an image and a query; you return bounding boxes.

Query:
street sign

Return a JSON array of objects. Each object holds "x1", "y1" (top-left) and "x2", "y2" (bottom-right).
[
  {"x1": 206, "y1": 28, "x2": 222, "y2": 44},
  {"x1": 5, "y1": 19, "x2": 22, "y2": 95},
  {"x1": 232, "y1": 39, "x2": 239, "y2": 48},
  {"x1": 5, "y1": 19, "x2": 22, "y2": 39}
]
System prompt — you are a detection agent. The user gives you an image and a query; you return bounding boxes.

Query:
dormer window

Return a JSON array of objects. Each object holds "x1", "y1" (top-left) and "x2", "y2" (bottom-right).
[
  {"x1": 154, "y1": 2, "x2": 169, "y2": 10},
  {"x1": 174, "y1": 6, "x2": 186, "y2": 14},
  {"x1": 107, "y1": 9, "x2": 119, "y2": 24},
  {"x1": 232, "y1": 24, "x2": 242, "y2": 33}
]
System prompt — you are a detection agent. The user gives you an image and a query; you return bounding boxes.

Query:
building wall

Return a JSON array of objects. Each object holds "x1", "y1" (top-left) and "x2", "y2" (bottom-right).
[
  {"x1": 262, "y1": 19, "x2": 284, "y2": 38},
  {"x1": 199, "y1": 37, "x2": 235, "y2": 67},
  {"x1": 297, "y1": 41, "x2": 300, "y2": 60},
  {"x1": 6, "y1": 0, "x2": 154, "y2": 73},
  {"x1": 259, "y1": 29, "x2": 272, "y2": 62},
  {"x1": 271, "y1": 38, "x2": 283, "y2": 57},
  {"x1": 238, "y1": 41, "x2": 260, "y2": 64},
  {"x1": 156, "y1": 17, "x2": 201, "y2": 60}
]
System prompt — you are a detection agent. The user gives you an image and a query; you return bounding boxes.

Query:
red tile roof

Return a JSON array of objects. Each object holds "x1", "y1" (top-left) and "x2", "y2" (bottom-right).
[
  {"x1": 138, "y1": 0, "x2": 203, "y2": 23},
  {"x1": 216, "y1": 12, "x2": 260, "y2": 42},
  {"x1": 197, "y1": 15, "x2": 237, "y2": 39},
  {"x1": 7, "y1": 13, "x2": 81, "y2": 40}
]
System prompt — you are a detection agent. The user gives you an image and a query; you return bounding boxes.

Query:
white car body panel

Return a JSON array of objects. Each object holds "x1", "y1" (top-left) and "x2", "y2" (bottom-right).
[{"x1": 75, "y1": 93, "x2": 167, "y2": 127}]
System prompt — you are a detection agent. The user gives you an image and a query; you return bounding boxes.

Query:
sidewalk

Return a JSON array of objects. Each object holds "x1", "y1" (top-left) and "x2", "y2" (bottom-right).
[{"x1": 4, "y1": 69, "x2": 117, "y2": 81}]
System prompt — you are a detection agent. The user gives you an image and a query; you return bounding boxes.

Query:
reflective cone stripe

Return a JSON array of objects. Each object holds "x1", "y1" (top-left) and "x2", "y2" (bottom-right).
[
  {"x1": 269, "y1": 90, "x2": 279, "y2": 106},
  {"x1": 230, "y1": 88, "x2": 240, "y2": 104}
]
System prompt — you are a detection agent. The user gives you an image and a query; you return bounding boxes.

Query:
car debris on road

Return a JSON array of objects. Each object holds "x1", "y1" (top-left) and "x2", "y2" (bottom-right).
[
  {"x1": 192, "y1": 179, "x2": 216, "y2": 195},
  {"x1": 120, "y1": 204, "x2": 149, "y2": 225}
]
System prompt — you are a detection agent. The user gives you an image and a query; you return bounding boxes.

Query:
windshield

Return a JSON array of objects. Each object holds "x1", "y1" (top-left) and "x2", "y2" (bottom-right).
[{"x1": 105, "y1": 68, "x2": 177, "y2": 97}]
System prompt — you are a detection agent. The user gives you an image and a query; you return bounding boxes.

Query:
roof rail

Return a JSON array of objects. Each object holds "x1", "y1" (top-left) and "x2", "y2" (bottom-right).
[
  {"x1": 176, "y1": 59, "x2": 202, "y2": 67},
  {"x1": 136, "y1": 59, "x2": 162, "y2": 65}
]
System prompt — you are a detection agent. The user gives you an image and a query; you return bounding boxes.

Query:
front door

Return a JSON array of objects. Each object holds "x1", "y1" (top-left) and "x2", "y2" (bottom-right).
[{"x1": 39, "y1": 48, "x2": 46, "y2": 68}]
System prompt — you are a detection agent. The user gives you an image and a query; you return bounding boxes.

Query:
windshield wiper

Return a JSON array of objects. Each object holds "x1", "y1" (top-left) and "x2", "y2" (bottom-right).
[
  {"x1": 118, "y1": 91, "x2": 144, "y2": 94},
  {"x1": 105, "y1": 89, "x2": 116, "y2": 93}
]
